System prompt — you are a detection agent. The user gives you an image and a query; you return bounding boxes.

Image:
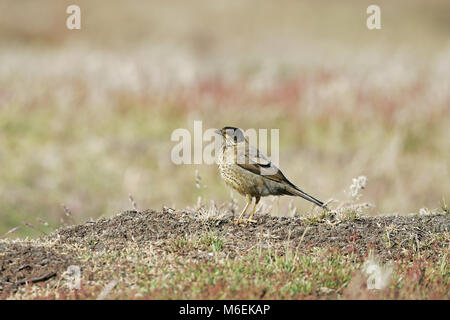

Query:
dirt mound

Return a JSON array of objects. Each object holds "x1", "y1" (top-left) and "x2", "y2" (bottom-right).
[
  {"x1": 0, "y1": 242, "x2": 75, "y2": 295},
  {"x1": 54, "y1": 208, "x2": 449, "y2": 259},
  {"x1": 1, "y1": 208, "x2": 448, "y2": 295}
]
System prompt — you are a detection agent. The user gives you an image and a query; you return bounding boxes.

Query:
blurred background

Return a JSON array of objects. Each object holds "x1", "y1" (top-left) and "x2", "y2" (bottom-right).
[{"x1": 1, "y1": 0, "x2": 449, "y2": 237}]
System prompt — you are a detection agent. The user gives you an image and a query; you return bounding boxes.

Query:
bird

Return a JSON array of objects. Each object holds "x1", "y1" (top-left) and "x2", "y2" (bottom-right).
[{"x1": 215, "y1": 126, "x2": 327, "y2": 224}]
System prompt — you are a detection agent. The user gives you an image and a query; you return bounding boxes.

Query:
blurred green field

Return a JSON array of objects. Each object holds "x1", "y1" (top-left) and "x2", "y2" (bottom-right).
[{"x1": 0, "y1": 0, "x2": 449, "y2": 238}]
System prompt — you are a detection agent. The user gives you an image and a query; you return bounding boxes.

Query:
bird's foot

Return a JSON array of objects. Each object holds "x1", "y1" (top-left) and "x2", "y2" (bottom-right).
[{"x1": 234, "y1": 219, "x2": 258, "y2": 224}]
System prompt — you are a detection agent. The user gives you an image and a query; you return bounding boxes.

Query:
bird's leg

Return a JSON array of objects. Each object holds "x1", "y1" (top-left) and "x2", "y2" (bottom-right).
[
  {"x1": 234, "y1": 195, "x2": 252, "y2": 224},
  {"x1": 243, "y1": 196, "x2": 260, "y2": 223}
]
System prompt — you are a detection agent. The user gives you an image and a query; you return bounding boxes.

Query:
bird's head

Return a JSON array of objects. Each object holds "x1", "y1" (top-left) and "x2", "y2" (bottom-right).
[{"x1": 215, "y1": 126, "x2": 246, "y2": 146}]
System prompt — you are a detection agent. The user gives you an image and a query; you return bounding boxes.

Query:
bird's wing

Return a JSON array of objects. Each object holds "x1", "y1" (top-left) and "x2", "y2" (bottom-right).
[
  {"x1": 235, "y1": 143, "x2": 326, "y2": 207},
  {"x1": 236, "y1": 144, "x2": 294, "y2": 186},
  {"x1": 238, "y1": 162, "x2": 291, "y2": 185}
]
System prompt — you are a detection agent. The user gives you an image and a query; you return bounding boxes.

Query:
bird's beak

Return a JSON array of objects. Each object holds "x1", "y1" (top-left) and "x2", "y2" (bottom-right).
[{"x1": 214, "y1": 129, "x2": 223, "y2": 136}]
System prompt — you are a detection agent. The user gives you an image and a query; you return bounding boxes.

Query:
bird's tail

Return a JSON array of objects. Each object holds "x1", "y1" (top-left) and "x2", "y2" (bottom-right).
[{"x1": 286, "y1": 185, "x2": 327, "y2": 209}]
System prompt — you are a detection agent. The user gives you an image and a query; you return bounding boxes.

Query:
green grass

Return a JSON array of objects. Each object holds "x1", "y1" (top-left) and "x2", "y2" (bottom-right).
[{"x1": 4, "y1": 238, "x2": 447, "y2": 299}]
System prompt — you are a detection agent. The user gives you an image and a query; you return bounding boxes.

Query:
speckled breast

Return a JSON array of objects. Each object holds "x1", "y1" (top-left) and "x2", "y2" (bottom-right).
[{"x1": 218, "y1": 162, "x2": 272, "y2": 197}]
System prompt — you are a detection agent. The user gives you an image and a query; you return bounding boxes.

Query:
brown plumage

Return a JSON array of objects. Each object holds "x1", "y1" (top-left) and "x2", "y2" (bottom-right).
[{"x1": 216, "y1": 126, "x2": 326, "y2": 224}]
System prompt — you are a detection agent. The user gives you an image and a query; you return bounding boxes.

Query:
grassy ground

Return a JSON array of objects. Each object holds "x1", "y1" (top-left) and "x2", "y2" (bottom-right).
[
  {"x1": 1, "y1": 206, "x2": 448, "y2": 299},
  {"x1": 0, "y1": 0, "x2": 449, "y2": 300}
]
